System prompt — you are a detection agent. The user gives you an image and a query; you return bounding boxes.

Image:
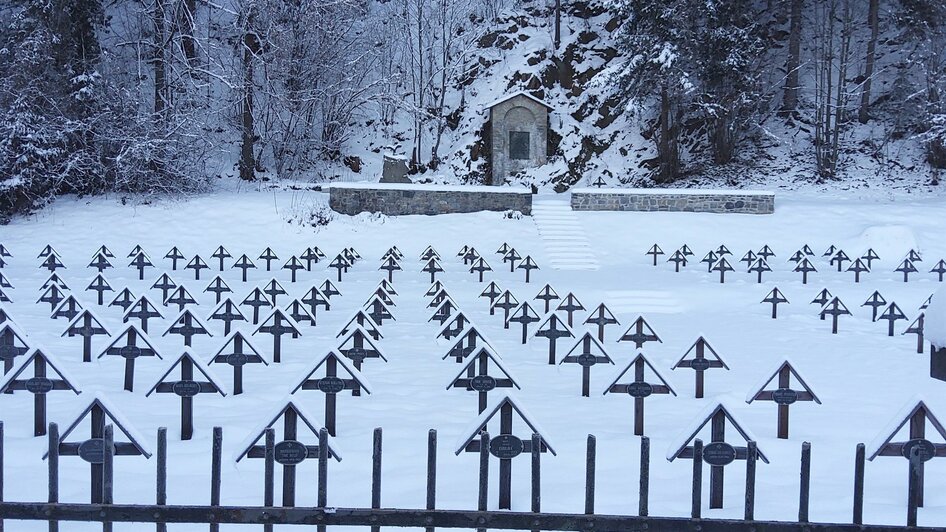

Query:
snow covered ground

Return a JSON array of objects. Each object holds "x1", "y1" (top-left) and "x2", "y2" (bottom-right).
[{"x1": 1, "y1": 186, "x2": 945, "y2": 530}]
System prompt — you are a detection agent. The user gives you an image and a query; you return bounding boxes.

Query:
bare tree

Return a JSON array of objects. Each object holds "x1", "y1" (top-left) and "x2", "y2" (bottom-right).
[
  {"x1": 780, "y1": 0, "x2": 803, "y2": 116},
  {"x1": 858, "y1": 0, "x2": 879, "y2": 123}
]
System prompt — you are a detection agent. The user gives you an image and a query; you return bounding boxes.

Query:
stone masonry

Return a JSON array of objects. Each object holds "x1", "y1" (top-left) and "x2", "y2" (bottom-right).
[
  {"x1": 571, "y1": 188, "x2": 775, "y2": 214},
  {"x1": 329, "y1": 184, "x2": 532, "y2": 216}
]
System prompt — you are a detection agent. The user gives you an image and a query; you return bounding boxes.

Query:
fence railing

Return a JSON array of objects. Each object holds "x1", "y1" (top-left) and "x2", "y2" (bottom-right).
[{"x1": 0, "y1": 421, "x2": 937, "y2": 531}]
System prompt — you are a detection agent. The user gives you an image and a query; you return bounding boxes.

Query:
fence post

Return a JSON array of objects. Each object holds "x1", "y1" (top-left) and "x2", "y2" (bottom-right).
[
  {"x1": 907, "y1": 446, "x2": 921, "y2": 527},
  {"x1": 853, "y1": 443, "x2": 865, "y2": 525},
  {"x1": 371, "y1": 427, "x2": 382, "y2": 532},
  {"x1": 48, "y1": 422, "x2": 60, "y2": 532},
  {"x1": 0, "y1": 421, "x2": 4, "y2": 532},
  {"x1": 318, "y1": 428, "x2": 329, "y2": 532},
  {"x1": 639, "y1": 436, "x2": 649, "y2": 517},
  {"x1": 691, "y1": 439, "x2": 703, "y2": 519},
  {"x1": 103, "y1": 424, "x2": 114, "y2": 532},
  {"x1": 210, "y1": 427, "x2": 222, "y2": 532},
  {"x1": 156, "y1": 427, "x2": 167, "y2": 532},
  {"x1": 263, "y1": 428, "x2": 274, "y2": 532},
  {"x1": 744, "y1": 441, "x2": 757, "y2": 521},
  {"x1": 584, "y1": 435, "x2": 596, "y2": 515},
  {"x1": 531, "y1": 433, "x2": 541, "y2": 514},
  {"x1": 799, "y1": 441, "x2": 810, "y2": 523},
  {"x1": 477, "y1": 431, "x2": 490, "y2": 532},
  {"x1": 426, "y1": 429, "x2": 437, "y2": 532}
]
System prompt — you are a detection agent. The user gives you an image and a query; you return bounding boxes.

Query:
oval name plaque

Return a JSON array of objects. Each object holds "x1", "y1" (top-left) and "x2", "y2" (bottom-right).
[
  {"x1": 689, "y1": 358, "x2": 711, "y2": 372},
  {"x1": 470, "y1": 375, "x2": 497, "y2": 392},
  {"x1": 172, "y1": 380, "x2": 202, "y2": 397},
  {"x1": 317, "y1": 376, "x2": 346, "y2": 394},
  {"x1": 702, "y1": 442, "x2": 736, "y2": 467},
  {"x1": 78, "y1": 438, "x2": 108, "y2": 464},
  {"x1": 577, "y1": 354, "x2": 597, "y2": 367},
  {"x1": 772, "y1": 388, "x2": 798, "y2": 405},
  {"x1": 901, "y1": 438, "x2": 936, "y2": 463},
  {"x1": 227, "y1": 353, "x2": 249, "y2": 367},
  {"x1": 120, "y1": 345, "x2": 142, "y2": 359},
  {"x1": 25, "y1": 377, "x2": 54, "y2": 394},
  {"x1": 274, "y1": 440, "x2": 309, "y2": 466},
  {"x1": 489, "y1": 434, "x2": 524, "y2": 459},
  {"x1": 0, "y1": 344, "x2": 18, "y2": 360},
  {"x1": 627, "y1": 381, "x2": 653, "y2": 398}
]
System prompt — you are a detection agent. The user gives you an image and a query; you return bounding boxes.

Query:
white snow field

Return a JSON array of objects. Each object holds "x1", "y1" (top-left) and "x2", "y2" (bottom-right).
[{"x1": 0, "y1": 186, "x2": 945, "y2": 530}]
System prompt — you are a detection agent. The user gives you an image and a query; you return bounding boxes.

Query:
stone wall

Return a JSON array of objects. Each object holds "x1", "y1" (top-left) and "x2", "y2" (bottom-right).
[
  {"x1": 329, "y1": 183, "x2": 532, "y2": 216},
  {"x1": 570, "y1": 188, "x2": 774, "y2": 214}
]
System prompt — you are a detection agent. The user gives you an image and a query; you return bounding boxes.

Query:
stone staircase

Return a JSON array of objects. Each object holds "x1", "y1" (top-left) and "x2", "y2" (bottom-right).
[{"x1": 531, "y1": 197, "x2": 600, "y2": 271}]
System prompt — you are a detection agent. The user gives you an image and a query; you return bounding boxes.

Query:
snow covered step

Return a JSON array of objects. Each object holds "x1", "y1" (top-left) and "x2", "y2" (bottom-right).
[
  {"x1": 606, "y1": 290, "x2": 686, "y2": 314},
  {"x1": 531, "y1": 197, "x2": 600, "y2": 271}
]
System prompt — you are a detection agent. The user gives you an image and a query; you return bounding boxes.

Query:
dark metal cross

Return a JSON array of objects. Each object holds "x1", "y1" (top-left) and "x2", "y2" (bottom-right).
[
  {"x1": 185, "y1": 255, "x2": 210, "y2": 280},
  {"x1": 507, "y1": 302, "x2": 540, "y2": 344},
  {"x1": 560, "y1": 333, "x2": 613, "y2": 397},
  {"x1": 259, "y1": 247, "x2": 279, "y2": 271},
  {"x1": 761, "y1": 288, "x2": 789, "y2": 319},
  {"x1": 233, "y1": 254, "x2": 257, "y2": 282},
  {"x1": 165, "y1": 247, "x2": 186, "y2": 270},
  {"x1": 255, "y1": 310, "x2": 300, "y2": 363},
  {"x1": 102, "y1": 325, "x2": 160, "y2": 391},
  {"x1": 535, "y1": 313, "x2": 573, "y2": 364},
  {"x1": 646, "y1": 244, "x2": 664, "y2": 266}
]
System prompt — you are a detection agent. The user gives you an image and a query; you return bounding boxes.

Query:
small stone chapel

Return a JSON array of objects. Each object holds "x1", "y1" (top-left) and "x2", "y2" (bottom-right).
[{"x1": 487, "y1": 92, "x2": 552, "y2": 185}]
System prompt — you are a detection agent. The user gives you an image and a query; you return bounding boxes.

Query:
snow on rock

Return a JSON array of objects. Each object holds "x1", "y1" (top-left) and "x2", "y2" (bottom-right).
[{"x1": 923, "y1": 287, "x2": 946, "y2": 348}]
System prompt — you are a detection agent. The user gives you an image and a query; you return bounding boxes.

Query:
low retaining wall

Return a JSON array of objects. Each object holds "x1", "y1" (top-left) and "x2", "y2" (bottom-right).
[
  {"x1": 328, "y1": 183, "x2": 532, "y2": 216},
  {"x1": 570, "y1": 188, "x2": 774, "y2": 214}
]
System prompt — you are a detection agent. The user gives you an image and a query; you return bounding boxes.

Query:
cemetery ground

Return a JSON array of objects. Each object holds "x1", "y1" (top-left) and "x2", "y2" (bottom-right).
[{"x1": 0, "y1": 186, "x2": 945, "y2": 530}]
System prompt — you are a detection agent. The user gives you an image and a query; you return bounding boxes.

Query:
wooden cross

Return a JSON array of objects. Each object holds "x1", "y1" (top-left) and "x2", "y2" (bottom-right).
[
  {"x1": 204, "y1": 275, "x2": 232, "y2": 304},
  {"x1": 516, "y1": 256, "x2": 539, "y2": 283},
  {"x1": 368, "y1": 286, "x2": 395, "y2": 307},
  {"x1": 0, "y1": 323, "x2": 31, "y2": 374},
  {"x1": 320, "y1": 279, "x2": 341, "y2": 298},
  {"x1": 261, "y1": 278, "x2": 287, "y2": 306},
  {"x1": 45, "y1": 395, "x2": 151, "y2": 503},
  {"x1": 793, "y1": 258, "x2": 816, "y2": 284},
  {"x1": 701, "y1": 251, "x2": 718, "y2": 272},
  {"x1": 146, "y1": 351, "x2": 226, "y2": 440},
  {"x1": 746, "y1": 360, "x2": 820, "y2": 439},
  {"x1": 862, "y1": 248, "x2": 880, "y2": 268},
  {"x1": 242, "y1": 287, "x2": 273, "y2": 324},
  {"x1": 535, "y1": 312, "x2": 574, "y2": 364},
  {"x1": 151, "y1": 273, "x2": 178, "y2": 302},
  {"x1": 85, "y1": 274, "x2": 113, "y2": 305},
  {"x1": 0, "y1": 349, "x2": 81, "y2": 435},
  {"x1": 462, "y1": 247, "x2": 481, "y2": 266},
  {"x1": 422, "y1": 258, "x2": 444, "y2": 283},
  {"x1": 822, "y1": 245, "x2": 837, "y2": 257},
  {"x1": 211, "y1": 246, "x2": 232, "y2": 271},
  {"x1": 847, "y1": 258, "x2": 870, "y2": 282},
  {"x1": 0, "y1": 244, "x2": 11, "y2": 257},
  {"x1": 645, "y1": 244, "x2": 664, "y2": 266},
  {"x1": 604, "y1": 352, "x2": 675, "y2": 435},
  {"x1": 534, "y1": 284, "x2": 559, "y2": 313},
  {"x1": 931, "y1": 260, "x2": 946, "y2": 282},
  {"x1": 740, "y1": 250, "x2": 757, "y2": 268},
  {"x1": 365, "y1": 297, "x2": 395, "y2": 326},
  {"x1": 379, "y1": 256, "x2": 402, "y2": 282},
  {"x1": 896, "y1": 259, "x2": 918, "y2": 282},
  {"x1": 617, "y1": 316, "x2": 662, "y2": 348},
  {"x1": 301, "y1": 286, "x2": 331, "y2": 318},
  {"x1": 282, "y1": 256, "x2": 306, "y2": 282},
  {"x1": 470, "y1": 258, "x2": 492, "y2": 282},
  {"x1": 716, "y1": 245, "x2": 731, "y2": 256},
  {"x1": 429, "y1": 298, "x2": 455, "y2": 325},
  {"x1": 52, "y1": 295, "x2": 83, "y2": 320},
  {"x1": 868, "y1": 400, "x2": 946, "y2": 508},
  {"x1": 338, "y1": 327, "x2": 387, "y2": 396},
  {"x1": 679, "y1": 244, "x2": 694, "y2": 257},
  {"x1": 496, "y1": 243, "x2": 511, "y2": 255},
  {"x1": 747, "y1": 258, "x2": 771, "y2": 283},
  {"x1": 0, "y1": 287, "x2": 8, "y2": 303},
  {"x1": 233, "y1": 254, "x2": 257, "y2": 282},
  {"x1": 507, "y1": 302, "x2": 540, "y2": 344},
  {"x1": 210, "y1": 331, "x2": 267, "y2": 395},
  {"x1": 560, "y1": 332, "x2": 614, "y2": 397},
  {"x1": 37, "y1": 244, "x2": 58, "y2": 258},
  {"x1": 62, "y1": 310, "x2": 110, "y2": 363},
  {"x1": 0, "y1": 272, "x2": 10, "y2": 289},
  {"x1": 668, "y1": 403, "x2": 768, "y2": 509},
  {"x1": 761, "y1": 288, "x2": 789, "y2": 319},
  {"x1": 819, "y1": 296, "x2": 851, "y2": 334},
  {"x1": 37, "y1": 284, "x2": 66, "y2": 312},
  {"x1": 123, "y1": 295, "x2": 163, "y2": 333},
  {"x1": 863, "y1": 291, "x2": 886, "y2": 321},
  {"x1": 40, "y1": 253, "x2": 66, "y2": 272},
  {"x1": 330, "y1": 254, "x2": 350, "y2": 282},
  {"x1": 255, "y1": 308, "x2": 301, "y2": 363},
  {"x1": 447, "y1": 347, "x2": 521, "y2": 414},
  {"x1": 338, "y1": 311, "x2": 382, "y2": 341},
  {"x1": 285, "y1": 298, "x2": 316, "y2": 328},
  {"x1": 491, "y1": 290, "x2": 518, "y2": 324},
  {"x1": 301, "y1": 247, "x2": 325, "y2": 270},
  {"x1": 100, "y1": 324, "x2": 162, "y2": 391},
  {"x1": 291, "y1": 350, "x2": 370, "y2": 435},
  {"x1": 443, "y1": 326, "x2": 490, "y2": 364},
  {"x1": 584, "y1": 303, "x2": 619, "y2": 341},
  {"x1": 87, "y1": 252, "x2": 113, "y2": 273},
  {"x1": 165, "y1": 285, "x2": 197, "y2": 311},
  {"x1": 667, "y1": 250, "x2": 687, "y2": 272},
  {"x1": 903, "y1": 313, "x2": 925, "y2": 354},
  {"x1": 438, "y1": 312, "x2": 469, "y2": 341},
  {"x1": 671, "y1": 336, "x2": 729, "y2": 398},
  {"x1": 480, "y1": 282, "x2": 502, "y2": 310},
  {"x1": 503, "y1": 248, "x2": 521, "y2": 272},
  {"x1": 428, "y1": 288, "x2": 454, "y2": 308},
  {"x1": 128, "y1": 251, "x2": 153, "y2": 280},
  {"x1": 185, "y1": 255, "x2": 210, "y2": 280},
  {"x1": 557, "y1": 292, "x2": 585, "y2": 327},
  {"x1": 235, "y1": 400, "x2": 340, "y2": 507},
  {"x1": 878, "y1": 302, "x2": 907, "y2": 336},
  {"x1": 830, "y1": 249, "x2": 850, "y2": 272},
  {"x1": 259, "y1": 247, "x2": 279, "y2": 271},
  {"x1": 757, "y1": 245, "x2": 775, "y2": 260},
  {"x1": 811, "y1": 288, "x2": 832, "y2": 313},
  {"x1": 712, "y1": 257, "x2": 734, "y2": 283},
  {"x1": 454, "y1": 394, "x2": 555, "y2": 510},
  {"x1": 788, "y1": 250, "x2": 805, "y2": 263},
  {"x1": 163, "y1": 309, "x2": 212, "y2": 347},
  {"x1": 420, "y1": 245, "x2": 440, "y2": 261},
  {"x1": 906, "y1": 249, "x2": 923, "y2": 262},
  {"x1": 164, "y1": 247, "x2": 186, "y2": 270},
  {"x1": 377, "y1": 279, "x2": 397, "y2": 296}
]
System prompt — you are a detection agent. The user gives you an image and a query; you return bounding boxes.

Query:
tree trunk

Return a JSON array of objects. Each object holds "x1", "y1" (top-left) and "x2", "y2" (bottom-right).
[
  {"x1": 781, "y1": 0, "x2": 803, "y2": 116},
  {"x1": 657, "y1": 84, "x2": 680, "y2": 183},
  {"x1": 181, "y1": 0, "x2": 198, "y2": 65},
  {"x1": 554, "y1": 0, "x2": 561, "y2": 50},
  {"x1": 153, "y1": 0, "x2": 167, "y2": 117},
  {"x1": 858, "y1": 0, "x2": 879, "y2": 124},
  {"x1": 239, "y1": 14, "x2": 257, "y2": 182}
]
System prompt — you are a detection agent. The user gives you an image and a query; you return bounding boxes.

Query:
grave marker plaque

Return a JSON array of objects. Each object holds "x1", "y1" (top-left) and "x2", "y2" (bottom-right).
[
  {"x1": 291, "y1": 350, "x2": 370, "y2": 435},
  {"x1": 746, "y1": 360, "x2": 821, "y2": 439},
  {"x1": 617, "y1": 316, "x2": 662, "y2": 349},
  {"x1": 604, "y1": 353, "x2": 676, "y2": 435},
  {"x1": 560, "y1": 333, "x2": 614, "y2": 397},
  {"x1": 671, "y1": 337, "x2": 728, "y2": 398},
  {"x1": 210, "y1": 330, "x2": 267, "y2": 395},
  {"x1": 100, "y1": 324, "x2": 161, "y2": 391},
  {"x1": 0, "y1": 349, "x2": 81, "y2": 435},
  {"x1": 147, "y1": 352, "x2": 226, "y2": 440},
  {"x1": 535, "y1": 313, "x2": 574, "y2": 365},
  {"x1": 61, "y1": 310, "x2": 109, "y2": 363}
]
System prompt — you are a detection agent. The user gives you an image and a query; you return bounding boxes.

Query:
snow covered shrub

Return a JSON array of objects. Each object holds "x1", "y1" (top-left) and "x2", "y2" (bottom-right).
[{"x1": 504, "y1": 210, "x2": 523, "y2": 220}]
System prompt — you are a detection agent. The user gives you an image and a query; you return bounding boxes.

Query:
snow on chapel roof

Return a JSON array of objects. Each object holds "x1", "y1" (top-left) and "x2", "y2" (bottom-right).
[{"x1": 485, "y1": 91, "x2": 553, "y2": 110}]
